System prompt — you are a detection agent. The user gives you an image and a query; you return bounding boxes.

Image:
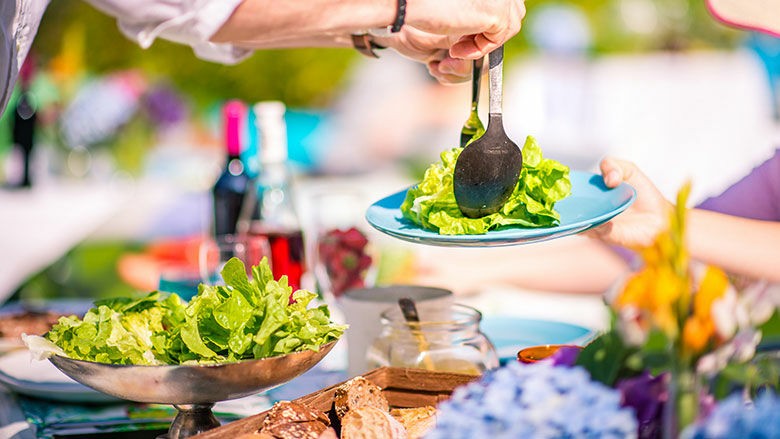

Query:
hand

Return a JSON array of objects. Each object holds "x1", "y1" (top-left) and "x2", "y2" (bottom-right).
[
  {"x1": 376, "y1": 27, "x2": 472, "y2": 83},
  {"x1": 407, "y1": 0, "x2": 526, "y2": 59},
  {"x1": 588, "y1": 157, "x2": 672, "y2": 248}
]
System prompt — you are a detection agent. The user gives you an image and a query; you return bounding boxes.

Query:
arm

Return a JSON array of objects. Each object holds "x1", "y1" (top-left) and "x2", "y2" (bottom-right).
[
  {"x1": 224, "y1": 25, "x2": 474, "y2": 83},
  {"x1": 213, "y1": 0, "x2": 526, "y2": 59},
  {"x1": 594, "y1": 157, "x2": 780, "y2": 282},
  {"x1": 687, "y1": 209, "x2": 780, "y2": 282}
]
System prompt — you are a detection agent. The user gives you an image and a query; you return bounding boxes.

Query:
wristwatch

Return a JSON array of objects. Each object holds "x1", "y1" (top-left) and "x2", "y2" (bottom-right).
[
  {"x1": 351, "y1": 33, "x2": 386, "y2": 58},
  {"x1": 351, "y1": 0, "x2": 405, "y2": 58}
]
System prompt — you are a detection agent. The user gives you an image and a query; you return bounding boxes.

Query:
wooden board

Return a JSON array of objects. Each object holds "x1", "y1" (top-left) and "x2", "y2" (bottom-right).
[{"x1": 193, "y1": 367, "x2": 478, "y2": 438}]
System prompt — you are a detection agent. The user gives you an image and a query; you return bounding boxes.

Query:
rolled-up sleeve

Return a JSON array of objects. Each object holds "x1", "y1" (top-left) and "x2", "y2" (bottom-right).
[
  {"x1": 83, "y1": 0, "x2": 251, "y2": 64},
  {"x1": 1, "y1": 0, "x2": 49, "y2": 115}
]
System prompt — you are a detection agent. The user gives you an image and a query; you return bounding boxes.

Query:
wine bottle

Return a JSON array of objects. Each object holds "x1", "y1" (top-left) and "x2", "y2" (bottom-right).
[
  {"x1": 244, "y1": 101, "x2": 305, "y2": 291},
  {"x1": 212, "y1": 100, "x2": 250, "y2": 237},
  {"x1": 9, "y1": 56, "x2": 37, "y2": 188}
]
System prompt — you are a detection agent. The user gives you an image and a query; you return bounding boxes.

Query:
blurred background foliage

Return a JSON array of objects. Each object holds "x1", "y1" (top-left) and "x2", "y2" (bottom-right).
[
  {"x1": 33, "y1": 0, "x2": 741, "y2": 113},
  {"x1": 35, "y1": 2, "x2": 358, "y2": 111}
]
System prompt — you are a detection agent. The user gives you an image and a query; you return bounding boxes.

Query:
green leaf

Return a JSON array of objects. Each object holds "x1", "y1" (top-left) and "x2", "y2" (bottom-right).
[
  {"x1": 576, "y1": 331, "x2": 634, "y2": 385},
  {"x1": 180, "y1": 318, "x2": 218, "y2": 358},
  {"x1": 758, "y1": 309, "x2": 780, "y2": 348},
  {"x1": 400, "y1": 136, "x2": 570, "y2": 235},
  {"x1": 46, "y1": 257, "x2": 345, "y2": 365}
]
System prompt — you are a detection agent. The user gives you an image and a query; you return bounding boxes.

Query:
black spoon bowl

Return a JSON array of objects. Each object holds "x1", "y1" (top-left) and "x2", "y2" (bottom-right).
[{"x1": 453, "y1": 46, "x2": 523, "y2": 219}]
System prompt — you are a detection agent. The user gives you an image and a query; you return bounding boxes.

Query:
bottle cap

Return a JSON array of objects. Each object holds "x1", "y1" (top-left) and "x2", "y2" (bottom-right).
[{"x1": 223, "y1": 100, "x2": 246, "y2": 156}]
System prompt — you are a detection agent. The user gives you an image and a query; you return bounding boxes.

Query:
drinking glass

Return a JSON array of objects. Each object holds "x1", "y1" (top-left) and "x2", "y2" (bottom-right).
[
  {"x1": 303, "y1": 190, "x2": 378, "y2": 302},
  {"x1": 198, "y1": 234, "x2": 272, "y2": 285}
]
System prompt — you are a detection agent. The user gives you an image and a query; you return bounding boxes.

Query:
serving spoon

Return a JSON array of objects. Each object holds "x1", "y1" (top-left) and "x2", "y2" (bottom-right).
[
  {"x1": 453, "y1": 45, "x2": 523, "y2": 218},
  {"x1": 459, "y1": 58, "x2": 485, "y2": 148}
]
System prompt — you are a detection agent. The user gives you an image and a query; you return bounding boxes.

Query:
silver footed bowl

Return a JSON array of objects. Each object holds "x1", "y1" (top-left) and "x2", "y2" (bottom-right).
[{"x1": 48, "y1": 340, "x2": 337, "y2": 405}]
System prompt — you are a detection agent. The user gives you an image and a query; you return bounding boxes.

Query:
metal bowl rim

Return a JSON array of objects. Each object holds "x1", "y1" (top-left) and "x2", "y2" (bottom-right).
[{"x1": 48, "y1": 339, "x2": 339, "y2": 370}]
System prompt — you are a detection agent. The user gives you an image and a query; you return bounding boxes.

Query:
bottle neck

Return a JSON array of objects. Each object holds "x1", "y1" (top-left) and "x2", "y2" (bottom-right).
[
  {"x1": 249, "y1": 160, "x2": 298, "y2": 231},
  {"x1": 259, "y1": 160, "x2": 290, "y2": 185},
  {"x1": 226, "y1": 157, "x2": 245, "y2": 175}
]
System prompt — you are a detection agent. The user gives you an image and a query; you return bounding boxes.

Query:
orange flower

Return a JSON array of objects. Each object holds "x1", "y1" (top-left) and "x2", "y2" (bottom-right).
[
  {"x1": 694, "y1": 266, "x2": 729, "y2": 320},
  {"x1": 615, "y1": 265, "x2": 685, "y2": 338},
  {"x1": 683, "y1": 316, "x2": 714, "y2": 354}
]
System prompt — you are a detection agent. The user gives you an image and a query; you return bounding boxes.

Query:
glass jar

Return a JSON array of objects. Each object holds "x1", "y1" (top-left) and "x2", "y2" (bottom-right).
[{"x1": 366, "y1": 304, "x2": 499, "y2": 375}]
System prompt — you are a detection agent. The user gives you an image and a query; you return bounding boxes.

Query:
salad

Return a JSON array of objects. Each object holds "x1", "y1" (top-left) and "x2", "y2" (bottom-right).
[
  {"x1": 401, "y1": 136, "x2": 572, "y2": 235},
  {"x1": 39, "y1": 257, "x2": 346, "y2": 365}
]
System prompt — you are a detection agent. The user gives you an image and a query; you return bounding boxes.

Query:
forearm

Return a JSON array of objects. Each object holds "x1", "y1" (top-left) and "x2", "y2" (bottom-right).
[
  {"x1": 212, "y1": 0, "x2": 395, "y2": 44},
  {"x1": 232, "y1": 33, "x2": 354, "y2": 49},
  {"x1": 688, "y1": 208, "x2": 780, "y2": 282}
]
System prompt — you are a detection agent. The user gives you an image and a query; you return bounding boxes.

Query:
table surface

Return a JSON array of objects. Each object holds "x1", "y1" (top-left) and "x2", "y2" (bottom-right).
[{"x1": 0, "y1": 287, "x2": 607, "y2": 438}]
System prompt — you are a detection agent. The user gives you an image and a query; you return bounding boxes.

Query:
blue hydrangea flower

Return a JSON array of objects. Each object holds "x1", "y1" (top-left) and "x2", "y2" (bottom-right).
[
  {"x1": 682, "y1": 391, "x2": 780, "y2": 439},
  {"x1": 427, "y1": 362, "x2": 638, "y2": 439}
]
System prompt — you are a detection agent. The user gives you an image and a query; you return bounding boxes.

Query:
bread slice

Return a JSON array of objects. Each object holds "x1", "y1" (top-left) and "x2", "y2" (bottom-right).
[
  {"x1": 263, "y1": 401, "x2": 331, "y2": 427},
  {"x1": 341, "y1": 406, "x2": 408, "y2": 439},
  {"x1": 333, "y1": 376, "x2": 389, "y2": 419},
  {"x1": 260, "y1": 401, "x2": 332, "y2": 439},
  {"x1": 235, "y1": 433, "x2": 275, "y2": 439},
  {"x1": 263, "y1": 421, "x2": 329, "y2": 439},
  {"x1": 317, "y1": 427, "x2": 338, "y2": 439},
  {"x1": 390, "y1": 406, "x2": 437, "y2": 439}
]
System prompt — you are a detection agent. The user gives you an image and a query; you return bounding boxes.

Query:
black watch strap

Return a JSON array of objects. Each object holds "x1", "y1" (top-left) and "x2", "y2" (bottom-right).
[{"x1": 391, "y1": 0, "x2": 406, "y2": 32}]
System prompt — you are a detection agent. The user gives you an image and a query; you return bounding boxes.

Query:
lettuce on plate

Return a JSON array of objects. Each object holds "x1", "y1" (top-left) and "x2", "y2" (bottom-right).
[
  {"x1": 43, "y1": 258, "x2": 346, "y2": 365},
  {"x1": 401, "y1": 136, "x2": 571, "y2": 235}
]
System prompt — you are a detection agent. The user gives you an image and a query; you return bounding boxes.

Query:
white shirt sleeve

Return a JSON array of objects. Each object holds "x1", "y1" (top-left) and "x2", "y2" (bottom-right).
[
  {"x1": 82, "y1": 0, "x2": 251, "y2": 65},
  {"x1": 0, "y1": 0, "x2": 49, "y2": 115}
]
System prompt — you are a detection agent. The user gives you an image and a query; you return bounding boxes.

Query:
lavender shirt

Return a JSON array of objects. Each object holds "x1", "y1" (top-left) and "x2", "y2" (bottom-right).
[{"x1": 697, "y1": 149, "x2": 780, "y2": 220}]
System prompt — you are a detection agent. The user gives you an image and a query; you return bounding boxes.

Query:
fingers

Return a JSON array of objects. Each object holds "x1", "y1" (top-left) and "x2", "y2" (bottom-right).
[
  {"x1": 427, "y1": 59, "x2": 470, "y2": 84},
  {"x1": 449, "y1": 34, "x2": 499, "y2": 59},
  {"x1": 584, "y1": 222, "x2": 612, "y2": 240},
  {"x1": 600, "y1": 157, "x2": 637, "y2": 188},
  {"x1": 433, "y1": 56, "x2": 471, "y2": 80}
]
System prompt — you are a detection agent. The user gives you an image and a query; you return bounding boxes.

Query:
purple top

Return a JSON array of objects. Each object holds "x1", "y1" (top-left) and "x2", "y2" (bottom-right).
[{"x1": 697, "y1": 149, "x2": 780, "y2": 220}]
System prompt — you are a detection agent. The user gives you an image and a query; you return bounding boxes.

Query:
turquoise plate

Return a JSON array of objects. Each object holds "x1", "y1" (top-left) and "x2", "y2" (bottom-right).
[
  {"x1": 480, "y1": 316, "x2": 595, "y2": 363},
  {"x1": 365, "y1": 170, "x2": 635, "y2": 247}
]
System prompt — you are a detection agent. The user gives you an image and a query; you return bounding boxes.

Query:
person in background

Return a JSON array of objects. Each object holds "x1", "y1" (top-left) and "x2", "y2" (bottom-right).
[
  {"x1": 410, "y1": 0, "x2": 780, "y2": 296},
  {"x1": 593, "y1": 0, "x2": 780, "y2": 284},
  {"x1": 0, "y1": 0, "x2": 525, "y2": 115}
]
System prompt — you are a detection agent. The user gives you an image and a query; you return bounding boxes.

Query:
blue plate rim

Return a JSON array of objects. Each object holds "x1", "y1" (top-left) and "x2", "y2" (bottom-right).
[
  {"x1": 479, "y1": 316, "x2": 597, "y2": 360},
  {"x1": 365, "y1": 170, "x2": 636, "y2": 247}
]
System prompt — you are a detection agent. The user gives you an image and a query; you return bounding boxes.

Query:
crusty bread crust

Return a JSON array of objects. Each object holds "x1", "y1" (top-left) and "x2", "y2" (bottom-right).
[
  {"x1": 341, "y1": 406, "x2": 408, "y2": 439},
  {"x1": 260, "y1": 401, "x2": 332, "y2": 439},
  {"x1": 333, "y1": 376, "x2": 390, "y2": 419},
  {"x1": 390, "y1": 406, "x2": 437, "y2": 439}
]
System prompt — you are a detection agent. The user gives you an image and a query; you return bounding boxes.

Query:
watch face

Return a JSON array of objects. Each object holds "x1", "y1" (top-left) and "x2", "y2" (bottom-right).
[{"x1": 706, "y1": 0, "x2": 780, "y2": 37}]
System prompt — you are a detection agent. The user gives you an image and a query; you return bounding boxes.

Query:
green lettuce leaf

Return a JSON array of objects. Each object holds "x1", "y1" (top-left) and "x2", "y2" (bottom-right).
[
  {"x1": 401, "y1": 136, "x2": 571, "y2": 235},
  {"x1": 45, "y1": 257, "x2": 346, "y2": 365}
]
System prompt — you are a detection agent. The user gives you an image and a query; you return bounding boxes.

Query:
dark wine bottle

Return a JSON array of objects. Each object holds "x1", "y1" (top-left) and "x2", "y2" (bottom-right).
[
  {"x1": 212, "y1": 100, "x2": 250, "y2": 237},
  {"x1": 9, "y1": 56, "x2": 37, "y2": 188},
  {"x1": 243, "y1": 101, "x2": 306, "y2": 291}
]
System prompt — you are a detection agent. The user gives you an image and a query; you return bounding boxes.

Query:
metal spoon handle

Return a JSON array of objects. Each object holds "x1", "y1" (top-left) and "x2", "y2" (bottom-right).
[
  {"x1": 488, "y1": 45, "x2": 504, "y2": 115},
  {"x1": 471, "y1": 58, "x2": 483, "y2": 106},
  {"x1": 459, "y1": 58, "x2": 485, "y2": 148}
]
